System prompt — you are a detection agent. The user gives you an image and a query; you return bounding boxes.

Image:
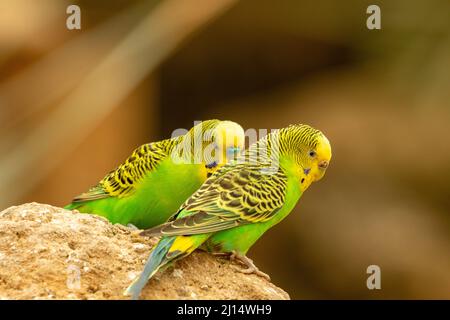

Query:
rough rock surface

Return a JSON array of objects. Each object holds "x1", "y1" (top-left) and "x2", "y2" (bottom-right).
[{"x1": 0, "y1": 203, "x2": 289, "y2": 300}]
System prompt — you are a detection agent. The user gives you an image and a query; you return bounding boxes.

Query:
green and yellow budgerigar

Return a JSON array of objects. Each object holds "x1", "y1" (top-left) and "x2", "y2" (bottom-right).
[
  {"x1": 125, "y1": 124, "x2": 332, "y2": 299},
  {"x1": 65, "y1": 120, "x2": 245, "y2": 229}
]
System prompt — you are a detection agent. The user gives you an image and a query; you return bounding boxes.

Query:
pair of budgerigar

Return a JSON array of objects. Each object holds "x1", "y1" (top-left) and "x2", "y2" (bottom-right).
[
  {"x1": 66, "y1": 120, "x2": 332, "y2": 299},
  {"x1": 65, "y1": 120, "x2": 245, "y2": 228}
]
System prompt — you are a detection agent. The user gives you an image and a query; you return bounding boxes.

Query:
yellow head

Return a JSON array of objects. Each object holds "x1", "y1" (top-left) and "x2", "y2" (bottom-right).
[
  {"x1": 182, "y1": 120, "x2": 244, "y2": 173},
  {"x1": 309, "y1": 133, "x2": 331, "y2": 182},
  {"x1": 277, "y1": 124, "x2": 332, "y2": 190},
  {"x1": 212, "y1": 120, "x2": 245, "y2": 165}
]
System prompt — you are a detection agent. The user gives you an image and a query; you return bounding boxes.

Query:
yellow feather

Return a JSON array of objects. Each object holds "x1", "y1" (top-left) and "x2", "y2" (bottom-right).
[{"x1": 168, "y1": 236, "x2": 198, "y2": 254}]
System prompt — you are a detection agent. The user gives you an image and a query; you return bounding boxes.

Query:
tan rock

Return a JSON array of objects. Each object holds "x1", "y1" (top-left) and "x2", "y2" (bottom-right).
[{"x1": 0, "y1": 203, "x2": 289, "y2": 300}]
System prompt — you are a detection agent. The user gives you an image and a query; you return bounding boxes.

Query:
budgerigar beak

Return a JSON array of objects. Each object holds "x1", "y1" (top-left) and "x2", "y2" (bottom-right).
[{"x1": 318, "y1": 160, "x2": 329, "y2": 169}]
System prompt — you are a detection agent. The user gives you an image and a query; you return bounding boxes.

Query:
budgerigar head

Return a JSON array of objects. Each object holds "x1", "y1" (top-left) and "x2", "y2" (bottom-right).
[
  {"x1": 212, "y1": 120, "x2": 245, "y2": 165},
  {"x1": 185, "y1": 119, "x2": 245, "y2": 169},
  {"x1": 277, "y1": 124, "x2": 332, "y2": 189}
]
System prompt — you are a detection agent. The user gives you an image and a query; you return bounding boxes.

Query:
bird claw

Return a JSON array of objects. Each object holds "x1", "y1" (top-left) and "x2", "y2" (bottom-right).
[
  {"x1": 229, "y1": 251, "x2": 271, "y2": 281},
  {"x1": 231, "y1": 265, "x2": 271, "y2": 281}
]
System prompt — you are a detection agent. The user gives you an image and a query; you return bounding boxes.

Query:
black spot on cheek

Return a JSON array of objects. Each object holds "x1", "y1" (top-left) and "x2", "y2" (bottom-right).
[
  {"x1": 205, "y1": 161, "x2": 218, "y2": 169},
  {"x1": 301, "y1": 178, "x2": 305, "y2": 184}
]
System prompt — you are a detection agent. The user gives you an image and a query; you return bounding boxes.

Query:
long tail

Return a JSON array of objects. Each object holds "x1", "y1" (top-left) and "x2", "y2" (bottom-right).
[
  {"x1": 124, "y1": 234, "x2": 209, "y2": 300},
  {"x1": 124, "y1": 237, "x2": 175, "y2": 299}
]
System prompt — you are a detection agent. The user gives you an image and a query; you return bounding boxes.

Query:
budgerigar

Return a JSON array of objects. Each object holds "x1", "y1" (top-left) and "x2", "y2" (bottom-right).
[
  {"x1": 125, "y1": 124, "x2": 332, "y2": 299},
  {"x1": 65, "y1": 120, "x2": 245, "y2": 229}
]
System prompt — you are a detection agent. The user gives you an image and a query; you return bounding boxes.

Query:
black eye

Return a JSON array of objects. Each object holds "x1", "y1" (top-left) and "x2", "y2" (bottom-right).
[{"x1": 309, "y1": 150, "x2": 316, "y2": 157}]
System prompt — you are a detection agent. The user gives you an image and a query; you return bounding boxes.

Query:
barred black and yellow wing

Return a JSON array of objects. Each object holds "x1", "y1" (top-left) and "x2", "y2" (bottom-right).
[
  {"x1": 141, "y1": 164, "x2": 288, "y2": 237},
  {"x1": 69, "y1": 119, "x2": 232, "y2": 204},
  {"x1": 72, "y1": 140, "x2": 172, "y2": 202}
]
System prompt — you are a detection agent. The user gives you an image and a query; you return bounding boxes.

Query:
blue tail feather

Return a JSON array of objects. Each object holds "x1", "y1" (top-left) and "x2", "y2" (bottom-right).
[{"x1": 124, "y1": 237, "x2": 175, "y2": 299}]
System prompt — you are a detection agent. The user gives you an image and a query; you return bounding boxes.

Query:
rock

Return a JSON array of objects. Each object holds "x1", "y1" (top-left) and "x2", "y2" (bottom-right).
[{"x1": 0, "y1": 203, "x2": 289, "y2": 300}]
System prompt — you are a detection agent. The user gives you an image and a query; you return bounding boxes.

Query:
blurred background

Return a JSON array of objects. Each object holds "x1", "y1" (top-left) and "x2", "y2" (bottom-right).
[{"x1": 0, "y1": 0, "x2": 449, "y2": 299}]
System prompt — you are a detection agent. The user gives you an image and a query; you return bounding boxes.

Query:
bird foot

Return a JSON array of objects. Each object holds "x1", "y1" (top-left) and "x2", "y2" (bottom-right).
[{"x1": 229, "y1": 251, "x2": 271, "y2": 281}]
